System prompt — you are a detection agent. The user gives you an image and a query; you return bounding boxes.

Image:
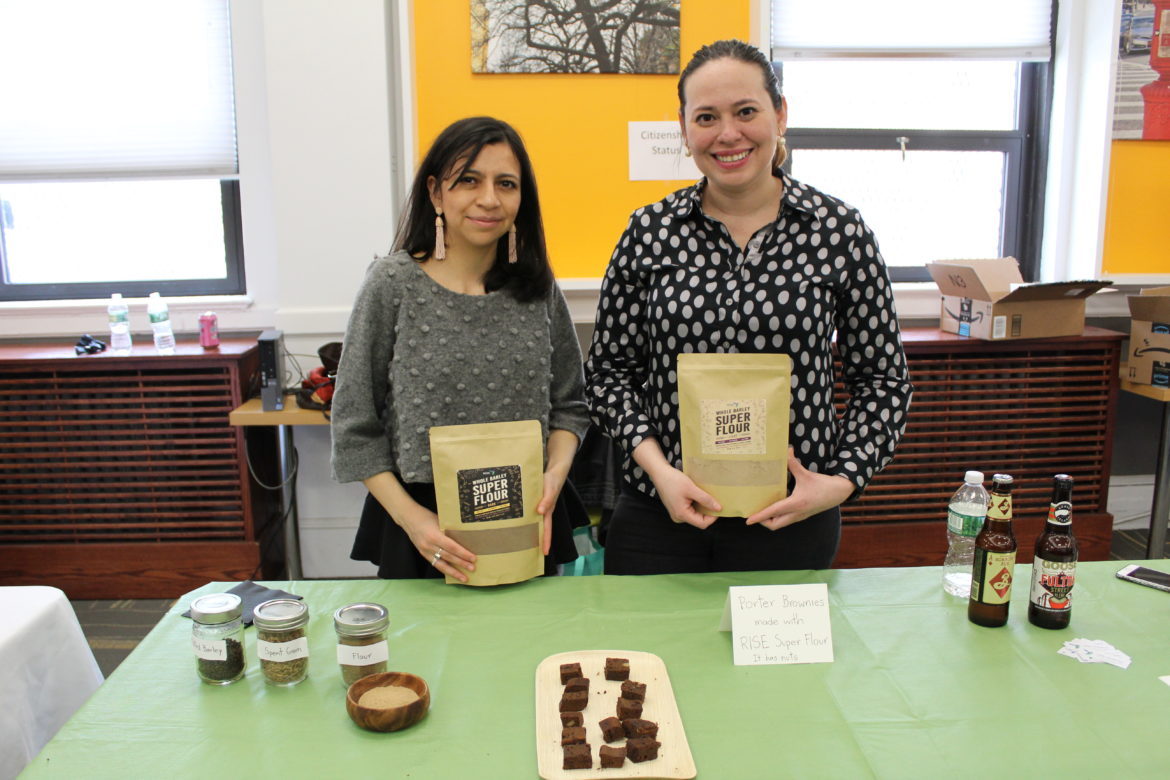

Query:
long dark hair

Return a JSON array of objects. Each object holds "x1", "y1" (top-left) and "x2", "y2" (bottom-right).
[
  {"x1": 677, "y1": 39, "x2": 783, "y2": 112},
  {"x1": 394, "y1": 116, "x2": 552, "y2": 302}
]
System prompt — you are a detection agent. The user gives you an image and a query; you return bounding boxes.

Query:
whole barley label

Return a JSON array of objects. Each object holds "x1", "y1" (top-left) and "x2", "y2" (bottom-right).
[
  {"x1": 457, "y1": 465, "x2": 523, "y2": 523},
  {"x1": 700, "y1": 399, "x2": 766, "y2": 455}
]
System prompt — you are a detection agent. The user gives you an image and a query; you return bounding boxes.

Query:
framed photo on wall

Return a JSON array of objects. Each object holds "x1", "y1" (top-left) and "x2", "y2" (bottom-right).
[{"x1": 471, "y1": 0, "x2": 680, "y2": 74}]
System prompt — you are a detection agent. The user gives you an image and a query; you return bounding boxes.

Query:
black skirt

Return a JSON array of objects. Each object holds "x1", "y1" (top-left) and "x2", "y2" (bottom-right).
[{"x1": 350, "y1": 477, "x2": 588, "y2": 579}]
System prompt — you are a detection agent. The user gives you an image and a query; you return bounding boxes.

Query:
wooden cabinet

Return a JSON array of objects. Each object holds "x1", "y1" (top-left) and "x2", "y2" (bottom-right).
[
  {"x1": 836, "y1": 327, "x2": 1125, "y2": 568},
  {"x1": 0, "y1": 337, "x2": 281, "y2": 598}
]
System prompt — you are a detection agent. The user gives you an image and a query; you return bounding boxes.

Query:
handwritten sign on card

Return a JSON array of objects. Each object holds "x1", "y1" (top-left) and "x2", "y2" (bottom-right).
[{"x1": 719, "y1": 584, "x2": 834, "y2": 666}]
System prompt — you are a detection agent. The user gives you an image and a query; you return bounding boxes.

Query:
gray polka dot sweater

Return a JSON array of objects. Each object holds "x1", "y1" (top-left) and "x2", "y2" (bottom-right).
[
  {"x1": 331, "y1": 252, "x2": 590, "y2": 484},
  {"x1": 585, "y1": 173, "x2": 913, "y2": 500}
]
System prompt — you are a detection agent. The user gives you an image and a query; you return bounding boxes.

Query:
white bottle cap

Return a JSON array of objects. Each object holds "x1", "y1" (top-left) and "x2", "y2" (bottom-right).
[
  {"x1": 964, "y1": 470, "x2": 984, "y2": 484},
  {"x1": 111, "y1": 293, "x2": 123, "y2": 300}
]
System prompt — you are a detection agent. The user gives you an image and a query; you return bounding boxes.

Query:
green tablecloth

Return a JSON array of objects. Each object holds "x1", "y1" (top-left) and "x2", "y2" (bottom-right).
[{"x1": 22, "y1": 562, "x2": 1170, "y2": 779}]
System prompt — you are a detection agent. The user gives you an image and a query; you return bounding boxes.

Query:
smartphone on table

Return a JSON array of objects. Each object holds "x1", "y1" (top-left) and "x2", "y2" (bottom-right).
[{"x1": 1115, "y1": 564, "x2": 1170, "y2": 593}]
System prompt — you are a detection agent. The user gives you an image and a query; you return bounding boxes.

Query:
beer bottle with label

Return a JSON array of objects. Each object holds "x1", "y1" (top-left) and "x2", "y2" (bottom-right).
[
  {"x1": 1028, "y1": 474, "x2": 1077, "y2": 629},
  {"x1": 968, "y1": 474, "x2": 1017, "y2": 627}
]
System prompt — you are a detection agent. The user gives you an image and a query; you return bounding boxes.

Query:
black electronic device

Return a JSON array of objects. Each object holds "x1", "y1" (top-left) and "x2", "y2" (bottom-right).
[
  {"x1": 1115, "y1": 564, "x2": 1170, "y2": 593},
  {"x1": 258, "y1": 329, "x2": 285, "y2": 411}
]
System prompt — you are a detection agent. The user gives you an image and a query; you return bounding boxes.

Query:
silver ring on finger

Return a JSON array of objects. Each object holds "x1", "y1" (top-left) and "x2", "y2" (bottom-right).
[{"x1": 431, "y1": 548, "x2": 442, "y2": 566}]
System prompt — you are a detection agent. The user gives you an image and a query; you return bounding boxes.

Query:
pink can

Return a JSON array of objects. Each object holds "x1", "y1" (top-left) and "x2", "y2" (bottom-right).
[{"x1": 199, "y1": 311, "x2": 220, "y2": 348}]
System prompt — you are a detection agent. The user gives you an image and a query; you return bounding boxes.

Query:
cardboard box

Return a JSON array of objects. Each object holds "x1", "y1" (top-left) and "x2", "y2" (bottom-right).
[
  {"x1": 927, "y1": 258, "x2": 1111, "y2": 341},
  {"x1": 1125, "y1": 286, "x2": 1170, "y2": 388}
]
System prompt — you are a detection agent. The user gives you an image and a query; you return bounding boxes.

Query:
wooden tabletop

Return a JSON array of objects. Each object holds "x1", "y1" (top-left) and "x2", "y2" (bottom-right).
[
  {"x1": 229, "y1": 394, "x2": 331, "y2": 426},
  {"x1": 1119, "y1": 362, "x2": 1170, "y2": 402},
  {"x1": 1119, "y1": 373, "x2": 1170, "y2": 403}
]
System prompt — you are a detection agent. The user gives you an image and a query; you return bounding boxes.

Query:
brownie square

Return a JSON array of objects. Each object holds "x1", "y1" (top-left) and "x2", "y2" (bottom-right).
[
  {"x1": 559, "y1": 662, "x2": 583, "y2": 685},
  {"x1": 604, "y1": 657, "x2": 630, "y2": 681},
  {"x1": 562, "y1": 743, "x2": 592, "y2": 770},
  {"x1": 620, "y1": 679, "x2": 646, "y2": 702},
  {"x1": 564, "y1": 676, "x2": 589, "y2": 693},
  {"x1": 598, "y1": 716, "x2": 624, "y2": 743},
  {"x1": 560, "y1": 711, "x2": 583, "y2": 728},
  {"x1": 561, "y1": 726, "x2": 586, "y2": 746},
  {"x1": 622, "y1": 718, "x2": 658, "y2": 739},
  {"x1": 616, "y1": 696, "x2": 643, "y2": 720},
  {"x1": 626, "y1": 737, "x2": 660, "y2": 763},
  {"x1": 560, "y1": 690, "x2": 588, "y2": 712},
  {"x1": 599, "y1": 744, "x2": 626, "y2": 769}
]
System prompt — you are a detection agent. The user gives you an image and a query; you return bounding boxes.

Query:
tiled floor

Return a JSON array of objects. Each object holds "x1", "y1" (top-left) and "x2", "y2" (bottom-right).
[{"x1": 72, "y1": 598, "x2": 175, "y2": 678}]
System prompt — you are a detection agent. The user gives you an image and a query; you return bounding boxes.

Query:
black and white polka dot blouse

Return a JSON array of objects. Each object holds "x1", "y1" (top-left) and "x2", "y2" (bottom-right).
[{"x1": 585, "y1": 172, "x2": 913, "y2": 502}]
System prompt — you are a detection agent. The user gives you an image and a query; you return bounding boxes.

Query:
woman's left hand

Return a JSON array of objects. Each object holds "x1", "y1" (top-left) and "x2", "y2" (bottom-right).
[
  {"x1": 745, "y1": 448, "x2": 855, "y2": 531},
  {"x1": 535, "y1": 466, "x2": 569, "y2": 556},
  {"x1": 535, "y1": 429, "x2": 580, "y2": 556}
]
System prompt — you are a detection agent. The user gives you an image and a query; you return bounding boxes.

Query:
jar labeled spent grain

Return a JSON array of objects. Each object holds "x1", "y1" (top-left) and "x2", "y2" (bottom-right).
[
  {"x1": 253, "y1": 598, "x2": 310, "y2": 686},
  {"x1": 334, "y1": 602, "x2": 389, "y2": 687},
  {"x1": 190, "y1": 593, "x2": 245, "y2": 685}
]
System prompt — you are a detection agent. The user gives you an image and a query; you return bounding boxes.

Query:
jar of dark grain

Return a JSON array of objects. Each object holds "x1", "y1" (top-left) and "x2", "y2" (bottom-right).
[
  {"x1": 253, "y1": 598, "x2": 310, "y2": 686},
  {"x1": 333, "y1": 602, "x2": 390, "y2": 687},
  {"x1": 190, "y1": 592, "x2": 245, "y2": 685}
]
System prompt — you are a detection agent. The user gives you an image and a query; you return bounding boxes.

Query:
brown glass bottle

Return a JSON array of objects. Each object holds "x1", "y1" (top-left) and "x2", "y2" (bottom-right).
[
  {"x1": 1028, "y1": 474, "x2": 1077, "y2": 629},
  {"x1": 968, "y1": 474, "x2": 1017, "y2": 627}
]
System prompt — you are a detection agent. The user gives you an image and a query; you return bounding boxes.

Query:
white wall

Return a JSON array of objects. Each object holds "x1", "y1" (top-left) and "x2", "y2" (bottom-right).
[
  {"x1": 235, "y1": 0, "x2": 396, "y2": 576},
  {"x1": 0, "y1": 0, "x2": 1140, "y2": 576}
]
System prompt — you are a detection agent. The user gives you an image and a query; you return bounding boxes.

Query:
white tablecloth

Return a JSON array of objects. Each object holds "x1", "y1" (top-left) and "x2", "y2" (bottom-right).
[{"x1": 0, "y1": 586, "x2": 103, "y2": 780}]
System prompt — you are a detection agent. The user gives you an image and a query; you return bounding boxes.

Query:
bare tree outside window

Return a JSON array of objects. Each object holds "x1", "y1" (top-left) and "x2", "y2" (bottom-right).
[{"x1": 472, "y1": 0, "x2": 680, "y2": 74}]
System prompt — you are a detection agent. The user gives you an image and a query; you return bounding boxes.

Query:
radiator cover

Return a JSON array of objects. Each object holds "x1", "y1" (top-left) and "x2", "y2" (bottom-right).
[
  {"x1": 0, "y1": 337, "x2": 280, "y2": 598},
  {"x1": 835, "y1": 327, "x2": 1124, "y2": 567}
]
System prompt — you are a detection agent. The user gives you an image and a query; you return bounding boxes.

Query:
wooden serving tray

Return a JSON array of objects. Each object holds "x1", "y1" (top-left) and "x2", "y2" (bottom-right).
[{"x1": 535, "y1": 650, "x2": 696, "y2": 780}]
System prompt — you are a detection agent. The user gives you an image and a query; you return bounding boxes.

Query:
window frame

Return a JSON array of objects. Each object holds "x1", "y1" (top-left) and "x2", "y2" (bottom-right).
[
  {"x1": 780, "y1": 61, "x2": 1052, "y2": 284},
  {"x1": 0, "y1": 179, "x2": 246, "y2": 302}
]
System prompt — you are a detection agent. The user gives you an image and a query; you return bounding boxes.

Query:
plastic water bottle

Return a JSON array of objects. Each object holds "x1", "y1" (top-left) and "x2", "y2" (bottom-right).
[
  {"x1": 943, "y1": 470, "x2": 990, "y2": 597},
  {"x1": 147, "y1": 292, "x2": 176, "y2": 355},
  {"x1": 107, "y1": 293, "x2": 132, "y2": 355}
]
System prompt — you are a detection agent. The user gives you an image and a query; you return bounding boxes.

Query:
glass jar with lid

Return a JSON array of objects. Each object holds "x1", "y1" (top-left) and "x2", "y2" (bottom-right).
[
  {"x1": 333, "y1": 602, "x2": 390, "y2": 687},
  {"x1": 190, "y1": 592, "x2": 246, "y2": 685},
  {"x1": 253, "y1": 598, "x2": 310, "y2": 686}
]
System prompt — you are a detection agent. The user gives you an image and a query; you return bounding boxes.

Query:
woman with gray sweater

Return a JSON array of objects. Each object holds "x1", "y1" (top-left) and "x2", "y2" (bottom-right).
[{"x1": 331, "y1": 117, "x2": 590, "y2": 581}]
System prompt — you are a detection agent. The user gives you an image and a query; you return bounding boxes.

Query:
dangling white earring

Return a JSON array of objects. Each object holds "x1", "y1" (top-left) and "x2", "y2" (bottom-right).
[
  {"x1": 774, "y1": 136, "x2": 788, "y2": 168},
  {"x1": 507, "y1": 224, "x2": 518, "y2": 264},
  {"x1": 433, "y1": 210, "x2": 446, "y2": 260}
]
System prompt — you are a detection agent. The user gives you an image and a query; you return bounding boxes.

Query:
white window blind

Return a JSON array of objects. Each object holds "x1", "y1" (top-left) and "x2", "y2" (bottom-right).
[
  {"x1": 771, "y1": 0, "x2": 1052, "y2": 60},
  {"x1": 0, "y1": 0, "x2": 237, "y2": 181}
]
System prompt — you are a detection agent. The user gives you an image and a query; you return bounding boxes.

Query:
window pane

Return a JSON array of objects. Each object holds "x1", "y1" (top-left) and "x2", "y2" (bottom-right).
[
  {"x1": 0, "y1": 180, "x2": 226, "y2": 285},
  {"x1": 790, "y1": 149, "x2": 1004, "y2": 267},
  {"x1": 782, "y1": 61, "x2": 1020, "y2": 131}
]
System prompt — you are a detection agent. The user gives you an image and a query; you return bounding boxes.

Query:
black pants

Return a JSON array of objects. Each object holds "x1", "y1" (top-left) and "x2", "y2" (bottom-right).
[
  {"x1": 603, "y1": 489, "x2": 840, "y2": 575},
  {"x1": 350, "y1": 478, "x2": 585, "y2": 579}
]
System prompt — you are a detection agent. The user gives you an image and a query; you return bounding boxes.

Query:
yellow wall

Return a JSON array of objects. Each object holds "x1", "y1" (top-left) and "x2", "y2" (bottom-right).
[
  {"x1": 412, "y1": 1, "x2": 750, "y2": 278},
  {"x1": 1102, "y1": 140, "x2": 1170, "y2": 277}
]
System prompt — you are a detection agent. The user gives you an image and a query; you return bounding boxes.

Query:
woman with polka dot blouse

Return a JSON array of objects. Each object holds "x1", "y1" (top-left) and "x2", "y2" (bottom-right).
[
  {"x1": 332, "y1": 117, "x2": 591, "y2": 581},
  {"x1": 586, "y1": 40, "x2": 913, "y2": 574}
]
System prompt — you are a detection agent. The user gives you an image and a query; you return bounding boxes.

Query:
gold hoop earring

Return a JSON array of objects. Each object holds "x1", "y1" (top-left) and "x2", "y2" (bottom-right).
[
  {"x1": 433, "y1": 210, "x2": 446, "y2": 260},
  {"x1": 683, "y1": 145, "x2": 692, "y2": 158}
]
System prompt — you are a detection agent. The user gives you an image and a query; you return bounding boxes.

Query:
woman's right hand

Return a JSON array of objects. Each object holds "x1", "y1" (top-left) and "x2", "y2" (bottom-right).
[
  {"x1": 363, "y1": 471, "x2": 476, "y2": 582},
  {"x1": 651, "y1": 466, "x2": 721, "y2": 529},
  {"x1": 395, "y1": 502, "x2": 477, "y2": 582},
  {"x1": 632, "y1": 437, "x2": 721, "y2": 529}
]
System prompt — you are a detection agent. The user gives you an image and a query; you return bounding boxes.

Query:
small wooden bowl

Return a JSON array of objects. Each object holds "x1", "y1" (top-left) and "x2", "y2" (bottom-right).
[{"x1": 345, "y1": 671, "x2": 430, "y2": 732}]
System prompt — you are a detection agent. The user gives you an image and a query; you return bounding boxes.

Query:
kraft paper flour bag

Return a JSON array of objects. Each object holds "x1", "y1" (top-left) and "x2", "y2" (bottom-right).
[
  {"x1": 678, "y1": 353, "x2": 792, "y2": 518},
  {"x1": 429, "y1": 419, "x2": 544, "y2": 586}
]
